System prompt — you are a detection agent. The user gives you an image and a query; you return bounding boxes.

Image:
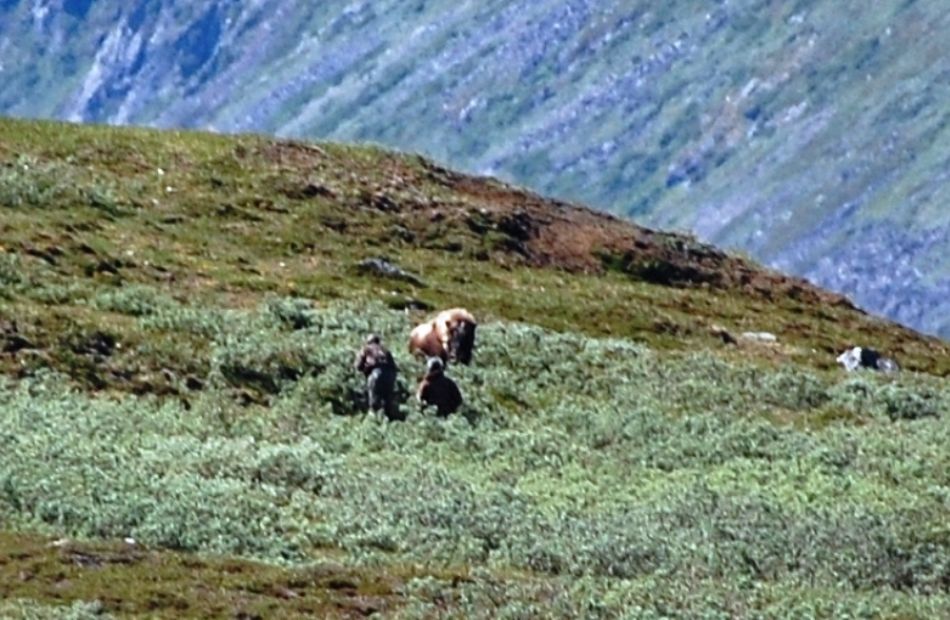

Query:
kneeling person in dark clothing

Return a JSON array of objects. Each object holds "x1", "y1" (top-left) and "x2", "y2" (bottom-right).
[
  {"x1": 416, "y1": 357, "x2": 463, "y2": 417},
  {"x1": 355, "y1": 334, "x2": 399, "y2": 418}
]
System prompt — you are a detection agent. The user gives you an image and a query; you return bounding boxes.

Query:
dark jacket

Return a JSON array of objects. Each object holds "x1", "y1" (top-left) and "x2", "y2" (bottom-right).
[{"x1": 417, "y1": 371, "x2": 463, "y2": 417}]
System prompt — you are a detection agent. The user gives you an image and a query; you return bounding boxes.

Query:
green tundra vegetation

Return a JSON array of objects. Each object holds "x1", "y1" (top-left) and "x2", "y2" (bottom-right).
[{"x1": 0, "y1": 118, "x2": 948, "y2": 618}]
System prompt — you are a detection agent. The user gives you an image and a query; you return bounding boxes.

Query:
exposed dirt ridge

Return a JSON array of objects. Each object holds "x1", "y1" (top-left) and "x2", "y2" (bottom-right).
[{"x1": 265, "y1": 139, "x2": 855, "y2": 309}]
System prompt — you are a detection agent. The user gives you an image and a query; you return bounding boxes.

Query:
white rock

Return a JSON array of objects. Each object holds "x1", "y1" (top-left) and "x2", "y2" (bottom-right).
[{"x1": 741, "y1": 331, "x2": 778, "y2": 343}]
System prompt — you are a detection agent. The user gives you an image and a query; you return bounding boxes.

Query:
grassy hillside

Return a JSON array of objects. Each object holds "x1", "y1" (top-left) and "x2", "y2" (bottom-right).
[
  {"x1": 0, "y1": 118, "x2": 948, "y2": 618},
  {"x1": 2, "y1": 0, "x2": 948, "y2": 337}
]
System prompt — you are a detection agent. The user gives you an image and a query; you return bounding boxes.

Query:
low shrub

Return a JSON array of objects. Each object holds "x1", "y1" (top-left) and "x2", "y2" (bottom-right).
[
  {"x1": 92, "y1": 285, "x2": 177, "y2": 317},
  {"x1": 0, "y1": 300, "x2": 947, "y2": 614}
]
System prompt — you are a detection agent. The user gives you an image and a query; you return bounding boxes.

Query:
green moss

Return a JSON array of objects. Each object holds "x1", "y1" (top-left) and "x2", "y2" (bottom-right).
[{"x1": 0, "y1": 531, "x2": 408, "y2": 618}]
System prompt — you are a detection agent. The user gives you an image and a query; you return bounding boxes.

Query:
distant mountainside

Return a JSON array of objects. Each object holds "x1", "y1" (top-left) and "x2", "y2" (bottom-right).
[{"x1": 1, "y1": 0, "x2": 948, "y2": 337}]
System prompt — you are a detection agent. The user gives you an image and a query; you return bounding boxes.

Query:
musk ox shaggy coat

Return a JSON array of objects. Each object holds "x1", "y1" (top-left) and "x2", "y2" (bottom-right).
[{"x1": 408, "y1": 308, "x2": 476, "y2": 365}]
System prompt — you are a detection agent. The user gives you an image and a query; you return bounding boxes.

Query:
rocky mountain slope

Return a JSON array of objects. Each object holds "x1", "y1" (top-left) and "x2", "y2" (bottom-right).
[{"x1": 1, "y1": 0, "x2": 948, "y2": 337}]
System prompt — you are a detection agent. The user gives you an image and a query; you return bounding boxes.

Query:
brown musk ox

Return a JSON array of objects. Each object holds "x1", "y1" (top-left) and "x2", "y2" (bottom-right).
[{"x1": 408, "y1": 308, "x2": 477, "y2": 365}]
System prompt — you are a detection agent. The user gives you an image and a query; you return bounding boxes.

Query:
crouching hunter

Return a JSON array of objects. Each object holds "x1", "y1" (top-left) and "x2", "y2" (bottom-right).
[{"x1": 416, "y1": 357, "x2": 463, "y2": 417}]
